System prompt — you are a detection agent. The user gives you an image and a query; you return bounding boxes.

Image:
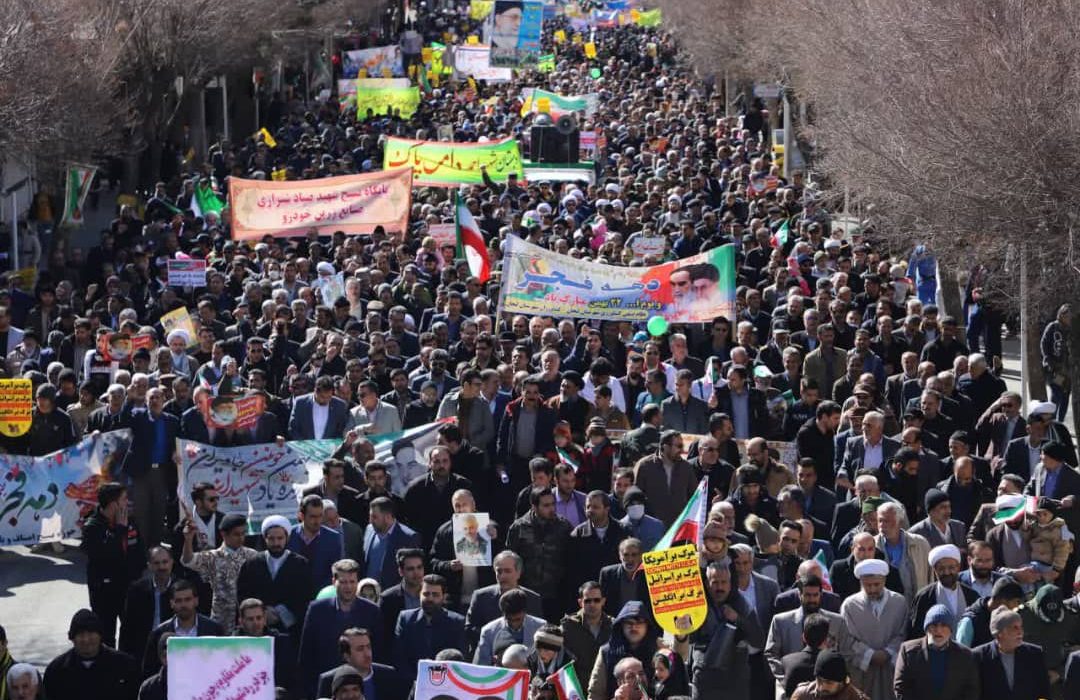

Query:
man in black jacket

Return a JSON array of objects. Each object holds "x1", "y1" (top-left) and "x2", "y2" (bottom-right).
[
  {"x1": 81, "y1": 482, "x2": 145, "y2": 648},
  {"x1": 119, "y1": 546, "x2": 196, "y2": 659},
  {"x1": 828, "y1": 531, "x2": 905, "y2": 600},
  {"x1": 25, "y1": 383, "x2": 78, "y2": 456},
  {"x1": 315, "y1": 627, "x2": 402, "y2": 699},
  {"x1": 402, "y1": 445, "x2": 473, "y2": 549},
  {"x1": 142, "y1": 579, "x2": 223, "y2": 678},
  {"x1": 43, "y1": 609, "x2": 140, "y2": 700},
  {"x1": 376, "y1": 547, "x2": 426, "y2": 645},
  {"x1": 236, "y1": 515, "x2": 312, "y2": 638},
  {"x1": 429, "y1": 490, "x2": 500, "y2": 611}
]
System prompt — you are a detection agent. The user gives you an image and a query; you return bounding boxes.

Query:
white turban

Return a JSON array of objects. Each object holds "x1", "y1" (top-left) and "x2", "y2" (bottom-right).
[
  {"x1": 1028, "y1": 400, "x2": 1057, "y2": 419},
  {"x1": 928, "y1": 544, "x2": 962, "y2": 568},
  {"x1": 854, "y1": 559, "x2": 889, "y2": 578},
  {"x1": 166, "y1": 329, "x2": 189, "y2": 346},
  {"x1": 260, "y1": 515, "x2": 291, "y2": 537},
  {"x1": 316, "y1": 261, "x2": 336, "y2": 276}
]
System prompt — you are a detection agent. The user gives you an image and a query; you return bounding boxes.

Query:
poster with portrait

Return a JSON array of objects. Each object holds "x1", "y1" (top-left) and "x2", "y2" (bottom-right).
[
  {"x1": 484, "y1": 0, "x2": 544, "y2": 67},
  {"x1": 452, "y1": 512, "x2": 492, "y2": 566}
]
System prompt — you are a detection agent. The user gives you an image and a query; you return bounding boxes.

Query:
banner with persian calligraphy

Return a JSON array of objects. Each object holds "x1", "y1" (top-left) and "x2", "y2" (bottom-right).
[
  {"x1": 177, "y1": 438, "x2": 339, "y2": 530},
  {"x1": 167, "y1": 636, "x2": 274, "y2": 700},
  {"x1": 342, "y1": 45, "x2": 404, "y2": 78},
  {"x1": 228, "y1": 169, "x2": 413, "y2": 240},
  {"x1": 453, "y1": 45, "x2": 514, "y2": 82},
  {"x1": 641, "y1": 544, "x2": 707, "y2": 635},
  {"x1": 0, "y1": 430, "x2": 132, "y2": 547},
  {"x1": 500, "y1": 236, "x2": 736, "y2": 322},
  {"x1": 485, "y1": 0, "x2": 544, "y2": 67},
  {"x1": 520, "y1": 88, "x2": 600, "y2": 118},
  {"x1": 383, "y1": 137, "x2": 524, "y2": 188}
]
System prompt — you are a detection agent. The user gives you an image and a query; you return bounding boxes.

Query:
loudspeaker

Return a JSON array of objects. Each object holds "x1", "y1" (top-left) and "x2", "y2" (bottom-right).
[
  {"x1": 555, "y1": 114, "x2": 577, "y2": 135},
  {"x1": 529, "y1": 124, "x2": 580, "y2": 164}
]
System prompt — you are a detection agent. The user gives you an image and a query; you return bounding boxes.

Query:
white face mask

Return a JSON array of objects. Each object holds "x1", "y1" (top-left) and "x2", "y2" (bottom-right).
[{"x1": 627, "y1": 504, "x2": 645, "y2": 521}]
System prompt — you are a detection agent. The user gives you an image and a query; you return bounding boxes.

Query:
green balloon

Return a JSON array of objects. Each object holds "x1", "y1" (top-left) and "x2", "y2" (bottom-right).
[
  {"x1": 316, "y1": 585, "x2": 336, "y2": 600},
  {"x1": 646, "y1": 315, "x2": 669, "y2": 336},
  {"x1": 590, "y1": 67, "x2": 602, "y2": 78}
]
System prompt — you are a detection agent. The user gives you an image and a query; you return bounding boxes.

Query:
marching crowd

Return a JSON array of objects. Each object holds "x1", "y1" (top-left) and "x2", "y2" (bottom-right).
[{"x1": 1, "y1": 3, "x2": 1079, "y2": 700}]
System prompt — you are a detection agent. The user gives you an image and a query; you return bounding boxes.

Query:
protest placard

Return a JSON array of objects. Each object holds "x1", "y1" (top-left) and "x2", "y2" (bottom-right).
[
  {"x1": 0, "y1": 431, "x2": 132, "y2": 547},
  {"x1": 96, "y1": 331, "x2": 156, "y2": 362},
  {"x1": 641, "y1": 544, "x2": 707, "y2": 636},
  {"x1": 452, "y1": 512, "x2": 493, "y2": 566},
  {"x1": 167, "y1": 258, "x2": 207, "y2": 287},
  {"x1": 161, "y1": 307, "x2": 198, "y2": 349},
  {"x1": 228, "y1": 169, "x2": 413, "y2": 239},
  {"x1": 166, "y1": 636, "x2": 274, "y2": 700},
  {"x1": 343, "y1": 45, "x2": 403, "y2": 78},
  {"x1": 356, "y1": 85, "x2": 421, "y2": 119},
  {"x1": 453, "y1": 45, "x2": 514, "y2": 82},
  {"x1": 0, "y1": 378, "x2": 32, "y2": 437},
  {"x1": 415, "y1": 660, "x2": 530, "y2": 700}
]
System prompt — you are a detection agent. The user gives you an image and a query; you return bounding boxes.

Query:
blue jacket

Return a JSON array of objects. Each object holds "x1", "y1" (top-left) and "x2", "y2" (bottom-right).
[
  {"x1": 287, "y1": 393, "x2": 349, "y2": 440},
  {"x1": 123, "y1": 409, "x2": 180, "y2": 478},
  {"x1": 617, "y1": 513, "x2": 665, "y2": 551},
  {"x1": 362, "y1": 521, "x2": 421, "y2": 590},
  {"x1": 287, "y1": 525, "x2": 344, "y2": 590},
  {"x1": 298, "y1": 596, "x2": 384, "y2": 700},
  {"x1": 394, "y1": 607, "x2": 467, "y2": 675}
]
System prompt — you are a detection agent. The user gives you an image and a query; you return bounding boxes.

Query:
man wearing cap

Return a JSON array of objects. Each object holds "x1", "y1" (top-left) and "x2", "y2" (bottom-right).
[
  {"x1": 907, "y1": 544, "x2": 979, "y2": 639},
  {"x1": 42, "y1": 609, "x2": 140, "y2": 700},
  {"x1": 908, "y1": 489, "x2": 968, "y2": 550},
  {"x1": 894, "y1": 603, "x2": 979, "y2": 700},
  {"x1": 956, "y1": 576, "x2": 1024, "y2": 648},
  {"x1": 840, "y1": 557, "x2": 908, "y2": 699},
  {"x1": 23, "y1": 381, "x2": 77, "y2": 456},
  {"x1": 972, "y1": 608, "x2": 1051, "y2": 700},
  {"x1": 790, "y1": 650, "x2": 869, "y2": 700},
  {"x1": 327, "y1": 666, "x2": 364, "y2": 700},
  {"x1": 1024, "y1": 440, "x2": 1080, "y2": 519},
  {"x1": 236, "y1": 515, "x2": 312, "y2": 638},
  {"x1": 180, "y1": 511, "x2": 258, "y2": 634}
]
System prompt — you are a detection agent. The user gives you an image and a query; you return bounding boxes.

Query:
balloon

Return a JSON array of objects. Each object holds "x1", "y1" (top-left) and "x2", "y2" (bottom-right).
[
  {"x1": 590, "y1": 67, "x2": 601, "y2": 79},
  {"x1": 646, "y1": 315, "x2": 669, "y2": 336},
  {"x1": 316, "y1": 585, "x2": 336, "y2": 600}
]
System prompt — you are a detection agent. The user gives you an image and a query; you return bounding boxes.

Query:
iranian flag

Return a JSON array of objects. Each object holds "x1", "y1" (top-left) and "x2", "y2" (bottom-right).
[
  {"x1": 653, "y1": 477, "x2": 709, "y2": 551},
  {"x1": 992, "y1": 494, "x2": 1037, "y2": 526},
  {"x1": 813, "y1": 549, "x2": 833, "y2": 591},
  {"x1": 551, "y1": 662, "x2": 586, "y2": 700},
  {"x1": 455, "y1": 191, "x2": 491, "y2": 283},
  {"x1": 191, "y1": 180, "x2": 225, "y2": 220},
  {"x1": 61, "y1": 164, "x2": 97, "y2": 226},
  {"x1": 772, "y1": 218, "x2": 790, "y2": 248},
  {"x1": 556, "y1": 447, "x2": 580, "y2": 472},
  {"x1": 415, "y1": 660, "x2": 530, "y2": 700}
]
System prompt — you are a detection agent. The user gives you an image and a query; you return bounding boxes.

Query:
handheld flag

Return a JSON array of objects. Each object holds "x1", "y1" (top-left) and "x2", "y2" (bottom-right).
[
  {"x1": 61, "y1": 164, "x2": 97, "y2": 227},
  {"x1": 653, "y1": 478, "x2": 709, "y2": 551},
  {"x1": 455, "y1": 191, "x2": 491, "y2": 283},
  {"x1": 191, "y1": 180, "x2": 225, "y2": 220},
  {"x1": 772, "y1": 218, "x2": 790, "y2": 248},
  {"x1": 556, "y1": 447, "x2": 579, "y2": 472},
  {"x1": 258, "y1": 127, "x2": 277, "y2": 148},
  {"x1": 812, "y1": 549, "x2": 833, "y2": 591},
  {"x1": 992, "y1": 494, "x2": 1037, "y2": 526},
  {"x1": 551, "y1": 662, "x2": 586, "y2": 700}
]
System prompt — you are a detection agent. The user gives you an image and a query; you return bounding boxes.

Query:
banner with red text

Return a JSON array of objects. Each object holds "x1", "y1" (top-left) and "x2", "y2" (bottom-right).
[{"x1": 228, "y1": 169, "x2": 413, "y2": 239}]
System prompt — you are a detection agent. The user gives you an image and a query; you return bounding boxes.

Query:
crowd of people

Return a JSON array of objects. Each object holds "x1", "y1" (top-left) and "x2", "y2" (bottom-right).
[{"x1": 0, "y1": 2, "x2": 1078, "y2": 700}]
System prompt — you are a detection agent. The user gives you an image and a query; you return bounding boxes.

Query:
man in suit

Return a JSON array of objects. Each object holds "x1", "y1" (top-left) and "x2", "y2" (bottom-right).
[
  {"x1": 1002, "y1": 405, "x2": 1054, "y2": 482},
  {"x1": 302, "y1": 459, "x2": 365, "y2": 524},
  {"x1": 235, "y1": 598, "x2": 297, "y2": 694},
  {"x1": 689, "y1": 561, "x2": 765, "y2": 699},
  {"x1": 474, "y1": 589, "x2": 546, "y2": 666},
  {"x1": 495, "y1": 375, "x2": 557, "y2": 491},
  {"x1": 908, "y1": 488, "x2": 968, "y2": 550},
  {"x1": 837, "y1": 411, "x2": 900, "y2": 488},
  {"x1": 361, "y1": 496, "x2": 421, "y2": 590},
  {"x1": 346, "y1": 379, "x2": 402, "y2": 436},
  {"x1": 731, "y1": 543, "x2": 780, "y2": 699},
  {"x1": 376, "y1": 547, "x2": 425, "y2": 645},
  {"x1": 316, "y1": 627, "x2": 400, "y2": 700},
  {"x1": 972, "y1": 608, "x2": 1052, "y2": 700},
  {"x1": 633, "y1": 430, "x2": 698, "y2": 527},
  {"x1": 236, "y1": 515, "x2": 311, "y2": 638},
  {"x1": 830, "y1": 473, "x2": 883, "y2": 548},
  {"x1": 661, "y1": 369, "x2": 710, "y2": 434},
  {"x1": 429, "y1": 489, "x2": 501, "y2": 611},
  {"x1": 885, "y1": 352, "x2": 921, "y2": 418},
  {"x1": 894, "y1": 604, "x2": 979, "y2": 700},
  {"x1": 298, "y1": 559, "x2": 384, "y2": 699},
  {"x1": 287, "y1": 494, "x2": 344, "y2": 591},
  {"x1": 403, "y1": 445, "x2": 474, "y2": 549},
  {"x1": 124, "y1": 386, "x2": 179, "y2": 549},
  {"x1": 765, "y1": 574, "x2": 846, "y2": 694},
  {"x1": 463, "y1": 549, "x2": 543, "y2": 645},
  {"x1": 908, "y1": 544, "x2": 980, "y2": 639},
  {"x1": 712, "y1": 364, "x2": 771, "y2": 439},
  {"x1": 395, "y1": 574, "x2": 467, "y2": 671},
  {"x1": 142, "y1": 579, "x2": 223, "y2": 677},
  {"x1": 288, "y1": 375, "x2": 349, "y2": 440},
  {"x1": 119, "y1": 546, "x2": 188, "y2": 660},
  {"x1": 974, "y1": 391, "x2": 1026, "y2": 459},
  {"x1": 797, "y1": 459, "x2": 839, "y2": 531}
]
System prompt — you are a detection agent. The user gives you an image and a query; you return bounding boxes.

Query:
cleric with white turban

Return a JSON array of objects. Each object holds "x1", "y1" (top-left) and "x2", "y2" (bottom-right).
[{"x1": 854, "y1": 559, "x2": 889, "y2": 578}]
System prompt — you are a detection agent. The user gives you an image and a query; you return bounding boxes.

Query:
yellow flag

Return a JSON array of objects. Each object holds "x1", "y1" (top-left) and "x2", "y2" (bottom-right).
[
  {"x1": 467, "y1": 35, "x2": 479, "y2": 44},
  {"x1": 421, "y1": 47, "x2": 433, "y2": 64},
  {"x1": 258, "y1": 127, "x2": 277, "y2": 148},
  {"x1": 584, "y1": 42, "x2": 597, "y2": 59},
  {"x1": 554, "y1": 29, "x2": 566, "y2": 44},
  {"x1": 572, "y1": 33, "x2": 583, "y2": 45}
]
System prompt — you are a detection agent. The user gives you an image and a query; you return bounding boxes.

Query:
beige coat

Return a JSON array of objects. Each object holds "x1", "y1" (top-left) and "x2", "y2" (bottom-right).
[{"x1": 875, "y1": 530, "x2": 933, "y2": 602}]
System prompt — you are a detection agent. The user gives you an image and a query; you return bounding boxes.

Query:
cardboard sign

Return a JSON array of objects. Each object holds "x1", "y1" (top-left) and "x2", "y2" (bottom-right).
[
  {"x1": 167, "y1": 258, "x2": 208, "y2": 287},
  {"x1": 641, "y1": 544, "x2": 707, "y2": 635},
  {"x1": 0, "y1": 378, "x2": 33, "y2": 437},
  {"x1": 452, "y1": 512, "x2": 492, "y2": 566},
  {"x1": 198, "y1": 391, "x2": 267, "y2": 430},
  {"x1": 96, "y1": 332, "x2": 155, "y2": 362}
]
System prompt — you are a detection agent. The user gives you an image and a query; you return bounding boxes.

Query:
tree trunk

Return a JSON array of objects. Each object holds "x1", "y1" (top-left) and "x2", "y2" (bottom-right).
[
  {"x1": 939, "y1": 270, "x2": 964, "y2": 339},
  {"x1": 190, "y1": 87, "x2": 207, "y2": 167}
]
